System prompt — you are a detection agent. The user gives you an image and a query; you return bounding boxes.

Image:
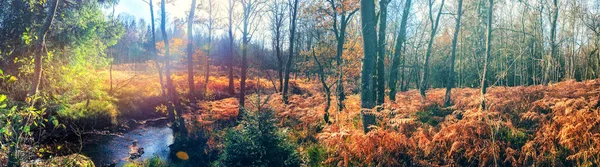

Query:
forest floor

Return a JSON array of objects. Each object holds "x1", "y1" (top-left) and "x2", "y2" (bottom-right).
[
  {"x1": 9, "y1": 63, "x2": 598, "y2": 166},
  {"x1": 180, "y1": 73, "x2": 600, "y2": 166},
  {"x1": 107, "y1": 63, "x2": 600, "y2": 166},
  {"x1": 98, "y1": 61, "x2": 600, "y2": 166}
]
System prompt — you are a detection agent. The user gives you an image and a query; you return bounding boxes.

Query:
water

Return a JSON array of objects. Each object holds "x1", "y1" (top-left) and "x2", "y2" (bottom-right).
[{"x1": 81, "y1": 121, "x2": 173, "y2": 166}]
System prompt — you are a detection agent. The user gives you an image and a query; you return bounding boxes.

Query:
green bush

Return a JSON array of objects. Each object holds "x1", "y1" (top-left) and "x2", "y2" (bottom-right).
[{"x1": 219, "y1": 109, "x2": 300, "y2": 167}]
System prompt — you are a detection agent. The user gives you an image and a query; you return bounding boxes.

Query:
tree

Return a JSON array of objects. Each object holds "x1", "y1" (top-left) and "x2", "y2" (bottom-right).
[
  {"x1": 141, "y1": 0, "x2": 166, "y2": 96},
  {"x1": 388, "y1": 0, "x2": 412, "y2": 101},
  {"x1": 29, "y1": 0, "x2": 60, "y2": 104},
  {"x1": 227, "y1": 0, "x2": 236, "y2": 96},
  {"x1": 375, "y1": 0, "x2": 390, "y2": 105},
  {"x1": 543, "y1": 0, "x2": 559, "y2": 86},
  {"x1": 322, "y1": 0, "x2": 359, "y2": 111},
  {"x1": 201, "y1": 0, "x2": 217, "y2": 96},
  {"x1": 481, "y1": 0, "x2": 493, "y2": 110},
  {"x1": 239, "y1": 0, "x2": 264, "y2": 114},
  {"x1": 160, "y1": 0, "x2": 179, "y2": 123},
  {"x1": 282, "y1": 0, "x2": 299, "y2": 104},
  {"x1": 187, "y1": 0, "x2": 198, "y2": 98},
  {"x1": 269, "y1": 0, "x2": 287, "y2": 92},
  {"x1": 359, "y1": 0, "x2": 377, "y2": 133},
  {"x1": 419, "y1": 0, "x2": 445, "y2": 99},
  {"x1": 444, "y1": 0, "x2": 463, "y2": 107}
]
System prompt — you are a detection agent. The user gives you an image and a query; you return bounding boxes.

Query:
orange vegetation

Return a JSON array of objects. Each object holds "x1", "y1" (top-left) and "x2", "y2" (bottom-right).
[{"x1": 192, "y1": 78, "x2": 600, "y2": 166}]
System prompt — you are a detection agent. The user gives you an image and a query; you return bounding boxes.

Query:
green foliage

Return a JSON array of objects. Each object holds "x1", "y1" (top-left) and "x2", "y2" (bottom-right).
[
  {"x1": 496, "y1": 126, "x2": 528, "y2": 149},
  {"x1": 122, "y1": 156, "x2": 171, "y2": 167},
  {"x1": 307, "y1": 144, "x2": 327, "y2": 167},
  {"x1": 57, "y1": 99, "x2": 118, "y2": 127},
  {"x1": 219, "y1": 109, "x2": 300, "y2": 167},
  {"x1": 416, "y1": 104, "x2": 452, "y2": 126},
  {"x1": 0, "y1": 93, "x2": 46, "y2": 166}
]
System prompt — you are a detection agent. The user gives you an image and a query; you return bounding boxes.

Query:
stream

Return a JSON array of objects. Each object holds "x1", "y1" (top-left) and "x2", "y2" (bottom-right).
[{"x1": 81, "y1": 119, "x2": 173, "y2": 166}]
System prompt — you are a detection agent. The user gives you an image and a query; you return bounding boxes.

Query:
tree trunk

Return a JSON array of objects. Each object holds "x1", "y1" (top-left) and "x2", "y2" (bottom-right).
[
  {"x1": 161, "y1": 0, "x2": 178, "y2": 123},
  {"x1": 389, "y1": 0, "x2": 412, "y2": 101},
  {"x1": 187, "y1": 0, "x2": 197, "y2": 99},
  {"x1": 149, "y1": 0, "x2": 166, "y2": 96},
  {"x1": 28, "y1": 0, "x2": 60, "y2": 103},
  {"x1": 481, "y1": 0, "x2": 493, "y2": 110},
  {"x1": 375, "y1": 0, "x2": 390, "y2": 105},
  {"x1": 360, "y1": 0, "x2": 377, "y2": 133},
  {"x1": 205, "y1": 0, "x2": 213, "y2": 97},
  {"x1": 419, "y1": 0, "x2": 445, "y2": 99},
  {"x1": 228, "y1": 0, "x2": 235, "y2": 96},
  {"x1": 312, "y1": 48, "x2": 331, "y2": 124},
  {"x1": 282, "y1": 0, "x2": 299, "y2": 104},
  {"x1": 543, "y1": 0, "x2": 559, "y2": 86},
  {"x1": 444, "y1": 0, "x2": 463, "y2": 107}
]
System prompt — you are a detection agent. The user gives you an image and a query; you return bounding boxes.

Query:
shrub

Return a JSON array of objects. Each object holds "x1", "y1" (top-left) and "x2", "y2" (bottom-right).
[{"x1": 219, "y1": 109, "x2": 300, "y2": 167}]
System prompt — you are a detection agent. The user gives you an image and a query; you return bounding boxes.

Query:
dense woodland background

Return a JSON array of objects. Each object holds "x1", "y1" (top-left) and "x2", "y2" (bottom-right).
[{"x1": 1, "y1": 0, "x2": 600, "y2": 166}]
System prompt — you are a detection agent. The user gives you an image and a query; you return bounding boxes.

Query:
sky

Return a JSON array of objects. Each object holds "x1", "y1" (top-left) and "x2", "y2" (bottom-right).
[
  {"x1": 106, "y1": 0, "x2": 273, "y2": 43},
  {"x1": 111, "y1": 0, "x2": 210, "y2": 22}
]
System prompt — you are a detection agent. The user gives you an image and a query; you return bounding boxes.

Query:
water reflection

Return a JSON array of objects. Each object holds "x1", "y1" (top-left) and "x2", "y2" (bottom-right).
[{"x1": 82, "y1": 123, "x2": 173, "y2": 166}]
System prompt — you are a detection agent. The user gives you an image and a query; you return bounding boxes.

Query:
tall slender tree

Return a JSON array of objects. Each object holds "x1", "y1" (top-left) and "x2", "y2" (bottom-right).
[
  {"x1": 359, "y1": 0, "x2": 377, "y2": 133},
  {"x1": 187, "y1": 0, "x2": 197, "y2": 98},
  {"x1": 481, "y1": 0, "x2": 493, "y2": 110},
  {"x1": 142, "y1": 0, "x2": 166, "y2": 96},
  {"x1": 160, "y1": 0, "x2": 179, "y2": 122},
  {"x1": 419, "y1": 0, "x2": 445, "y2": 99},
  {"x1": 388, "y1": 0, "x2": 412, "y2": 101},
  {"x1": 444, "y1": 0, "x2": 463, "y2": 107},
  {"x1": 282, "y1": 0, "x2": 299, "y2": 104},
  {"x1": 29, "y1": 0, "x2": 60, "y2": 103},
  {"x1": 238, "y1": 0, "x2": 264, "y2": 114},
  {"x1": 543, "y1": 0, "x2": 559, "y2": 86},
  {"x1": 323, "y1": 0, "x2": 359, "y2": 111},
  {"x1": 270, "y1": 0, "x2": 287, "y2": 92},
  {"x1": 227, "y1": 0, "x2": 236, "y2": 96},
  {"x1": 203, "y1": 0, "x2": 216, "y2": 95},
  {"x1": 375, "y1": 0, "x2": 390, "y2": 105}
]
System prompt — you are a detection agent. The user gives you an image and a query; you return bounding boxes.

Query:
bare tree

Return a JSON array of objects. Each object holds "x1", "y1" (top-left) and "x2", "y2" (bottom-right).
[
  {"x1": 323, "y1": 0, "x2": 359, "y2": 111},
  {"x1": 202, "y1": 0, "x2": 217, "y2": 96},
  {"x1": 282, "y1": 0, "x2": 299, "y2": 104},
  {"x1": 481, "y1": 0, "x2": 493, "y2": 110},
  {"x1": 388, "y1": 0, "x2": 412, "y2": 101},
  {"x1": 227, "y1": 0, "x2": 236, "y2": 96},
  {"x1": 543, "y1": 0, "x2": 559, "y2": 86},
  {"x1": 187, "y1": 0, "x2": 198, "y2": 99},
  {"x1": 160, "y1": 0, "x2": 180, "y2": 123},
  {"x1": 238, "y1": 0, "x2": 264, "y2": 114},
  {"x1": 269, "y1": 0, "x2": 287, "y2": 93},
  {"x1": 444, "y1": 0, "x2": 463, "y2": 107},
  {"x1": 419, "y1": 0, "x2": 445, "y2": 99},
  {"x1": 141, "y1": 0, "x2": 166, "y2": 96}
]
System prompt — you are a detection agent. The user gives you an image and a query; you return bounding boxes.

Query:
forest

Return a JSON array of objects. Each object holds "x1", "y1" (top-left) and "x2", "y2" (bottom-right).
[{"x1": 0, "y1": 0, "x2": 599, "y2": 166}]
